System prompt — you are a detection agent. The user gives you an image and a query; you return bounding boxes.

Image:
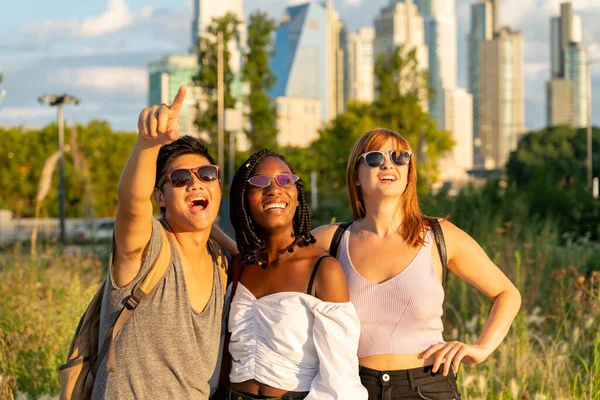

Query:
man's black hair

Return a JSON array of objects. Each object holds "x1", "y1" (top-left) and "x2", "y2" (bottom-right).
[
  {"x1": 155, "y1": 135, "x2": 217, "y2": 214},
  {"x1": 229, "y1": 148, "x2": 315, "y2": 267}
]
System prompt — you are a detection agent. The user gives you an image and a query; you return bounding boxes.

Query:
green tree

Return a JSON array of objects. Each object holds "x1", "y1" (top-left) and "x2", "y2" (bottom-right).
[
  {"x1": 504, "y1": 125, "x2": 600, "y2": 240},
  {"x1": 312, "y1": 46, "x2": 453, "y2": 199},
  {"x1": 243, "y1": 11, "x2": 278, "y2": 151},
  {"x1": 0, "y1": 122, "x2": 137, "y2": 219},
  {"x1": 506, "y1": 125, "x2": 600, "y2": 187},
  {"x1": 372, "y1": 46, "x2": 452, "y2": 186},
  {"x1": 193, "y1": 12, "x2": 240, "y2": 153}
]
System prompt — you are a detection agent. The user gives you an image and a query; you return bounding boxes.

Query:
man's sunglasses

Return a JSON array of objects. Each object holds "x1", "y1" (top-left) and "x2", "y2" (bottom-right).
[
  {"x1": 157, "y1": 165, "x2": 220, "y2": 188},
  {"x1": 359, "y1": 149, "x2": 412, "y2": 168},
  {"x1": 247, "y1": 173, "x2": 299, "y2": 188}
]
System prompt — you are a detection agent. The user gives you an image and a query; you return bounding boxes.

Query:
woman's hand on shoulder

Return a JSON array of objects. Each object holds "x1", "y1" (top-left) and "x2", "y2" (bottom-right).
[
  {"x1": 311, "y1": 223, "x2": 343, "y2": 254},
  {"x1": 313, "y1": 256, "x2": 350, "y2": 303},
  {"x1": 419, "y1": 341, "x2": 491, "y2": 376}
]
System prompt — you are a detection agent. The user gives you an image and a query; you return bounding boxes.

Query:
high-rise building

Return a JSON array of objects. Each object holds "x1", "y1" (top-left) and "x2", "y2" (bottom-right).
[
  {"x1": 148, "y1": 54, "x2": 203, "y2": 137},
  {"x1": 547, "y1": 2, "x2": 588, "y2": 128},
  {"x1": 478, "y1": 27, "x2": 524, "y2": 169},
  {"x1": 546, "y1": 79, "x2": 574, "y2": 126},
  {"x1": 270, "y1": 2, "x2": 345, "y2": 147},
  {"x1": 415, "y1": 0, "x2": 456, "y2": 124},
  {"x1": 191, "y1": 0, "x2": 246, "y2": 74},
  {"x1": 326, "y1": 2, "x2": 345, "y2": 118},
  {"x1": 148, "y1": 0, "x2": 250, "y2": 160},
  {"x1": 275, "y1": 98, "x2": 322, "y2": 148},
  {"x1": 438, "y1": 88, "x2": 473, "y2": 182},
  {"x1": 467, "y1": 0, "x2": 495, "y2": 167},
  {"x1": 345, "y1": 27, "x2": 375, "y2": 104},
  {"x1": 373, "y1": 0, "x2": 429, "y2": 107},
  {"x1": 413, "y1": 0, "x2": 473, "y2": 184},
  {"x1": 374, "y1": 0, "x2": 429, "y2": 70}
]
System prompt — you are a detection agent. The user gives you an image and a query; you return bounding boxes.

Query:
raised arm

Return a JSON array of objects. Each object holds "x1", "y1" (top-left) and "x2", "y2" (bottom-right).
[
  {"x1": 420, "y1": 220, "x2": 522, "y2": 376},
  {"x1": 112, "y1": 86, "x2": 187, "y2": 287}
]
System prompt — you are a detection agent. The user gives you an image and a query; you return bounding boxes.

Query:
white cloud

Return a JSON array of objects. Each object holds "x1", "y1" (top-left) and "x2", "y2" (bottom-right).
[
  {"x1": 501, "y1": 0, "x2": 600, "y2": 28},
  {"x1": 0, "y1": 107, "x2": 56, "y2": 120},
  {"x1": 21, "y1": 0, "x2": 153, "y2": 38},
  {"x1": 51, "y1": 67, "x2": 148, "y2": 95},
  {"x1": 80, "y1": 47, "x2": 133, "y2": 56},
  {"x1": 524, "y1": 62, "x2": 549, "y2": 77}
]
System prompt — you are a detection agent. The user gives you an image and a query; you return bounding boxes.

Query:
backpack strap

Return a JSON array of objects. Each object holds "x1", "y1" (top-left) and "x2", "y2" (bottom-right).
[
  {"x1": 329, "y1": 222, "x2": 352, "y2": 258},
  {"x1": 207, "y1": 238, "x2": 229, "y2": 292},
  {"x1": 99, "y1": 222, "x2": 174, "y2": 373},
  {"x1": 307, "y1": 255, "x2": 331, "y2": 296},
  {"x1": 429, "y1": 219, "x2": 448, "y2": 290},
  {"x1": 215, "y1": 258, "x2": 244, "y2": 397},
  {"x1": 429, "y1": 219, "x2": 448, "y2": 328}
]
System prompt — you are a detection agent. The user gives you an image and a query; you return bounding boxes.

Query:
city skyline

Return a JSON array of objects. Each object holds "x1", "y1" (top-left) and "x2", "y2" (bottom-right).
[
  {"x1": 546, "y1": 2, "x2": 589, "y2": 128},
  {"x1": 1, "y1": 0, "x2": 600, "y2": 132}
]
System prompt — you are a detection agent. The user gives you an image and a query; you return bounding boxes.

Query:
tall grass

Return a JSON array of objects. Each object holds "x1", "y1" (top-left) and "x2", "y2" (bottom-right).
[
  {"x1": 441, "y1": 220, "x2": 600, "y2": 399},
  {"x1": 0, "y1": 244, "x2": 103, "y2": 399},
  {"x1": 1, "y1": 193, "x2": 599, "y2": 398},
  {"x1": 421, "y1": 185, "x2": 600, "y2": 399}
]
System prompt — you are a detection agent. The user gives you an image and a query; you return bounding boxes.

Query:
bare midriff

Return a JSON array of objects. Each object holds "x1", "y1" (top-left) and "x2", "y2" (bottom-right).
[
  {"x1": 230, "y1": 381, "x2": 308, "y2": 397},
  {"x1": 359, "y1": 353, "x2": 436, "y2": 371}
]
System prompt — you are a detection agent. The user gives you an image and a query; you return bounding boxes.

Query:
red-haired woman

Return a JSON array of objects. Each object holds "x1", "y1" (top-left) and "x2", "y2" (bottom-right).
[{"x1": 311, "y1": 128, "x2": 521, "y2": 399}]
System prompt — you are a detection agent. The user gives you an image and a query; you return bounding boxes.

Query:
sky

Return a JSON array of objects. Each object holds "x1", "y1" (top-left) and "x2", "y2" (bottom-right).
[{"x1": 1, "y1": 0, "x2": 600, "y2": 132}]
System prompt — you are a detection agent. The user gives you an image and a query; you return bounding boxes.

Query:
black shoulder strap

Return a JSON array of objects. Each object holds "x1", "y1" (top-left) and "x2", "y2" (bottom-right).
[
  {"x1": 306, "y1": 255, "x2": 331, "y2": 295},
  {"x1": 329, "y1": 222, "x2": 352, "y2": 258},
  {"x1": 430, "y1": 218, "x2": 449, "y2": 331},
  {"x1": 429, "y1": 219, "x2": 448, "y2": 291},
  {"x1": 216, "y1": 257, "x2": 244, "y2": 397}
]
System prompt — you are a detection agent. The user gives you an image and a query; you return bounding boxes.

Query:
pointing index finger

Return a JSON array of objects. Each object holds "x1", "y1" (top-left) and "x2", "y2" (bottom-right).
[{"x1": 170, "y1": 85, "x2": 187, "y2": 112}]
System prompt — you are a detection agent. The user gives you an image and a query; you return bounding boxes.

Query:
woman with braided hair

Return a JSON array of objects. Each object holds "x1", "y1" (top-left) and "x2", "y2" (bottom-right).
[{"x1": 222, "y1": 149, "x2": 368, "y2": 400}]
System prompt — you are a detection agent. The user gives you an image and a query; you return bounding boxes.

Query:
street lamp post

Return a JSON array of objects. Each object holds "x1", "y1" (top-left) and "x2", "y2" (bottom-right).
[
  {"x1": 585, "y1": 59, "x2": 600, "y2": 190},
  {"x1": 38, "y1": 94, "x2": 80, "y2": 245},
  {"x1": 569, "y1": 58, "x2": 599, "y2": 191}
]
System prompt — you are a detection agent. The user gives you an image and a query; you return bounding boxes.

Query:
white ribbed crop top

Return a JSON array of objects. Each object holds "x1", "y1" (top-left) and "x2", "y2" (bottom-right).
[{"x1": 338, "y1": 227, "x2": 445, "y2": 358}]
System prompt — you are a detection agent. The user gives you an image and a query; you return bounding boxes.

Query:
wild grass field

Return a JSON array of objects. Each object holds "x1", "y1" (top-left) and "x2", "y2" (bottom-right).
[{"x1": 1, "y1": 197, "x2": 599, "y2": 399}]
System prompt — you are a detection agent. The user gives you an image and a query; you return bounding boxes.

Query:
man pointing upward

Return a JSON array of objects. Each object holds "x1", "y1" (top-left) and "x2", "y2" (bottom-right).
[{"x1": 92, "y1": 86, "x2": 227, "y2": 399}]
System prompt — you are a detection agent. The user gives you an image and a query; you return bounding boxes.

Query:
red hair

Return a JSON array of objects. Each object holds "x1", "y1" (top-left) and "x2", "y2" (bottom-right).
[{"x1": 346, "y1": 128, "x2": 433, "y2": 247}]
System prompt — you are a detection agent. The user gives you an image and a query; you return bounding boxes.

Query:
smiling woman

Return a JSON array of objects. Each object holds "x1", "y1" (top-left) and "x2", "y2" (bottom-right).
[
  {"x1": 222, "y1": 148, "x2": 368, "y2": 400},
  {"x1": 311, "y1": 128, "x2": 522, "y2": 400}
]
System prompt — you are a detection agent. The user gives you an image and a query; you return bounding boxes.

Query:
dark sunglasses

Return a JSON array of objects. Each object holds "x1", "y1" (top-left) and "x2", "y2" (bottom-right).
[
  {"x1": 247, "y1": 173, "x2": 299, "y2": 188},
  {"x1": 359, "y1": 149, "x2": 412, "y2": 168},
  {"x1": 157, "y1": 165, "x2": 220, "y2": 188}
]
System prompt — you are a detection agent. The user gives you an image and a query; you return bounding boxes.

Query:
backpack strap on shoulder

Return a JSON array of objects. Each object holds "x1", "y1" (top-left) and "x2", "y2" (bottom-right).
[
  {"x1": 429, "y1": 219, "x2": 448, "y2": 291},
  {"x1": 307, "y1": 255, "x2": 331, "y2": 295},
  {"x1": 102, "y1": 222, "x2": 174, "y2": 373},
  {"x1": 329, "y1": 222, "x2": 352, "y2": 258},
  {"x1": 429, "y1": 218, "x2": 449, "y2": 331},
  {"x1": 207, "y1": 238, "x2": 229, "y2": 292},
  {"x1": 215, "y1": 257, "x2": 244, "y2": 397}
]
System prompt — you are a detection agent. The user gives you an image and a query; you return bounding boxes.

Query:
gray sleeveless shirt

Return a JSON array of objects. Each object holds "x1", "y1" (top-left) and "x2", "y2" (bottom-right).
[{"x1": 92, "y1": 219, "x2": 224, "y2": 399}]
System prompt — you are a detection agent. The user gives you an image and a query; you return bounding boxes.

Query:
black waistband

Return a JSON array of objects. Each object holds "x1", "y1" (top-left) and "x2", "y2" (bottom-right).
[
  {"x1": 359, "y1": 364, "x2": 454, "y2": 380},
  {"x1": 227, "y1": 387, "x2": 308, "y2": 400}
]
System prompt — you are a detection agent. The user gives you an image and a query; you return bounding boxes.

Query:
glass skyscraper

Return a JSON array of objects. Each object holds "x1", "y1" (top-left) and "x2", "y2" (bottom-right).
[
  {"x1": 270, "y1": 3, "x2": 330, "y2": 122},
  {"x1": 546, "y1": 2, "x2": 588, "y2": 128}
]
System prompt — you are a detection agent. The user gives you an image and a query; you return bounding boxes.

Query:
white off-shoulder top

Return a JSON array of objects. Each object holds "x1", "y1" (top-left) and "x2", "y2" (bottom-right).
[{"x1": 228, "y1": 283, "x2": 368, "y2": 399}]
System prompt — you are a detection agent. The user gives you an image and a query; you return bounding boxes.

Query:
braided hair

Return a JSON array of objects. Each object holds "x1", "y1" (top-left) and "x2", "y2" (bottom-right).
[{"x1": 230, "y1": 149, "x2": 316, "y2": 268}]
